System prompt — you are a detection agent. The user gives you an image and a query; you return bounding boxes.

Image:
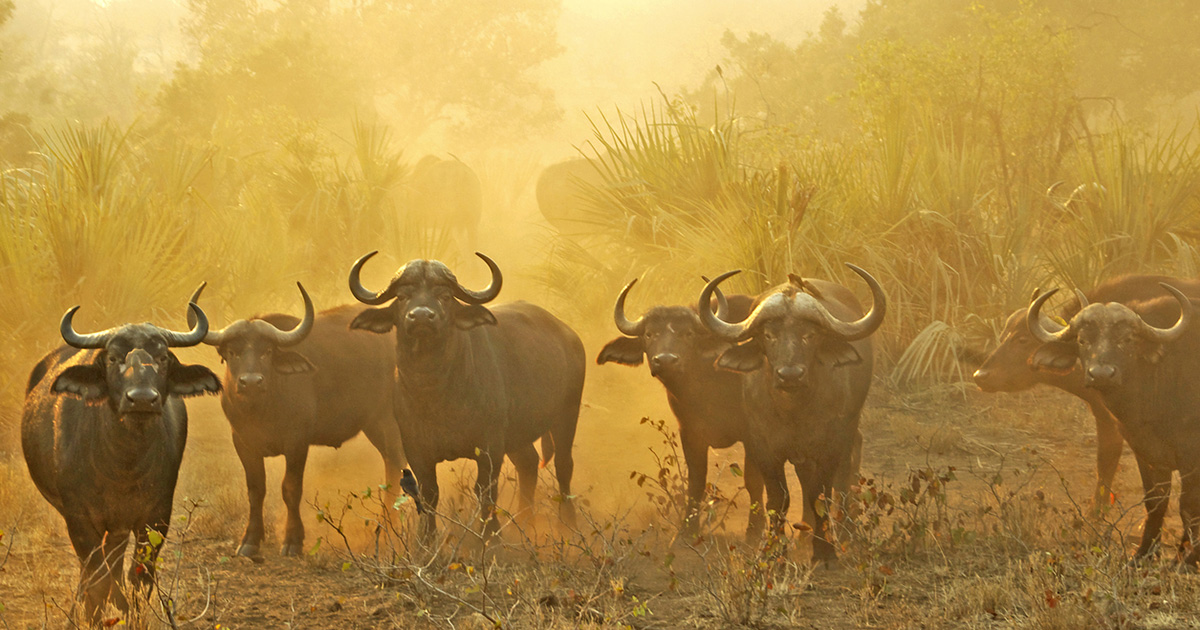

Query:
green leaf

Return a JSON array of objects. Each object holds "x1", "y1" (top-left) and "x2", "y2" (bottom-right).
[
  {"x1": 146, "y1": 530, "x2": 164, "y2": 547},
  {"x1": 308, "y1": 538, "x2": 322, "y2": 556}
]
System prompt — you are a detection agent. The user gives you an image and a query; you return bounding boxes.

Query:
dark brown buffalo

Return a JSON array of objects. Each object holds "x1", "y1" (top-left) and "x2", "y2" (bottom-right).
[
  {"x1": 189, "y1": 282, "x2": 407, "y2": 557},
  {"x1": 596, "y1": 279, "x2": 766, "y2": 537},
  {"x1": 348, "y1": 251, "x2": 585, "y2": 538},
  {"x1": 698, "y1": 266, "x2": 885, "y2": 563},
  {"x1": 1028, "y1": 285, "x2": 1200, "y2": 565},
  {"x1": 22, "y1": 303, "x2": 220, "y2": 619},
  {"x1": 973, "y1": 275, "x2": 1200, "y2": 507}
]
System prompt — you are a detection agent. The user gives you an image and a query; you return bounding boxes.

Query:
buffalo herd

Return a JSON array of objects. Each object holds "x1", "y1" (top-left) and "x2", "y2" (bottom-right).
[{"x1": 20, "y1": 230, "x2": 1200, "y2": 616}]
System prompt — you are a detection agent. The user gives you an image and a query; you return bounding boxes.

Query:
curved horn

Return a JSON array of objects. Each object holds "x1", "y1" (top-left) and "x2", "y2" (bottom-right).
[
  {"x1": 450, "y1": 252, "x2": 503, "y2": 304},
  {"x1": 612, "y1": 279, "x2": 645, "y2": 336},
  {"x1": 810, "y1": 264, "x2": 887, "y2": 341},
  {"x1": 1074, "y1": 289, "x2": 1089, "y2": 310},
  {"x1": 701, "y1": 275, "x2": 730, "y2": 321},
  {"x1": 1027, "y1": 288, "x2": 1070, "y2": 343},
  {"x1": 60, "y1": 306, "x2": 118, "y2": 349},
  {"x1": 1136, "y1": 283, "x2": 1193, "y2": 344},
  {"x1": 185, "y1": 281, "x2": 228, "y2": 346},
  {"x1": 698, "y1": 270, "x2": 756, "y2": 341},
  {"x1": 267, "y1": 282, "x2": 315, "y2": 347},
  {"x1": 348, "y1": 251, "x2": 395, "y2": 305},
  {"x1": 160, "y1": 303, "x2": 210, "y2": 347}
]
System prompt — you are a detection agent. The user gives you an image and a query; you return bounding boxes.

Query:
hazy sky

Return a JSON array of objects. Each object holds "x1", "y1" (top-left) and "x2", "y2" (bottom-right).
[{"x1": 541, "y1": 0, "x2": 865, "y2": 155}]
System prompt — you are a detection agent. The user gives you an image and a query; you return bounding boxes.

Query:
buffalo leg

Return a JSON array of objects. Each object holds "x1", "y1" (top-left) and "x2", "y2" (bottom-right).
[
  {"x1": 129, "y1": 521, "x2": 168, "y2": 594},
  {"x1": 507, "y1": 442, "x2": 540, "y2": 516},
  {"x1": 679, "y1": 429, "x2": 709, "y2": 536},
  {"x1": 67, "y1": 521, "x2": 110, "y2": 620},
  {"x1": 743, "y1": 456, "x2": 766, "y2": 540},
  {"x1": 102, "y1": 530, "x2": 132, "y2": 613},
  {"x1": 1133, "y1": 458, "x2": 1172, "y2": 561},
  {"x1": 758, "y1": 457, "x2": 790, "y2": 536},
  {"x1": 233, "y1": 436, "x2": 266, "y2": 557},
  {"x1": 363, "y1": 419, "x2": 407, "y2": 528},
  {"x1": 1179, "y1": 470, "x2": 1200, "y2": 566},
  {"x1": 1091, "y1": 402, "x2": 1123, "y2": 509},
  {"x1": 800, "y1": 463, "x2": 839, "y2": 564},
  {"x1": 410, "y1": 456, "x2": 440, "y2": 544},
  {"x1": 550, "y1": 415, "x2": 578, "y2": 528},
  {"x1": 474, "y1": 449, "x2": 504, "y2": 538},
  {"x1": 280, "y1": 448, "x2": 310, "y2": 556},
  {"x1": 834, "y1": 429, "x2": 863, "y2": 493}
]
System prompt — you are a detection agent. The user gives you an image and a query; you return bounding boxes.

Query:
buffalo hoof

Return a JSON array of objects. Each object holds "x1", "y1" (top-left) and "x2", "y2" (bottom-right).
[
  {"x1": 237, "y1": 543, "x2": 261, "y2": 558},
  {"x1": 280, "y1": 542, "x2": 303, "y2": 557}
]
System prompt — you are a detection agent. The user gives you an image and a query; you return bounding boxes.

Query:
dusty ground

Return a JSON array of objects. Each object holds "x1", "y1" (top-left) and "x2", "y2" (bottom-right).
[{"x1": 2, "y1": 368, "x2": 1199, "y2": 629}]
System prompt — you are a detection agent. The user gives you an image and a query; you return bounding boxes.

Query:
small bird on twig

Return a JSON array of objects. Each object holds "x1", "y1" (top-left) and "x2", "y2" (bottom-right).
[{"x1": 399, "y1": 469, "x2": 424, "y2": 514}]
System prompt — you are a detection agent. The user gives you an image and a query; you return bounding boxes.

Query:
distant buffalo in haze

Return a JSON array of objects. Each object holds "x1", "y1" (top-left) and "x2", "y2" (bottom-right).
[
  {"x1": 405, "y1": 155, "x2": 483, "y2": 250},
  {"x1": 536, "y1": 157, "x2": 607, "y2": 237}
]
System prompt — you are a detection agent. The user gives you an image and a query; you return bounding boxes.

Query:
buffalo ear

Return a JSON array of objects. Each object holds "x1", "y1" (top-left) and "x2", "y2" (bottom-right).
[
  {"x1": 717, "y1": 341, "x2": 764, "y2": 372},
  {"x1": 350, "y1": 306, "x2": 396, "y2": 334},
  {"x1": 169, "y1": 362, "x2": 222, "y2": 397},
  {"x1": 596, "y1": 336, "x2": 645, "y2": 366},
  {"x1": 1141, "y1": 342, "x2": 1166, "y2": 365},
  {"x1": 455, "y1": 305, "x2": 497, "y2": 330},
  {"x1": 52, "y1": 365, "x2": 108, "y2": 401},
  {"x1": 1030, "y1": 342, "x2": 1078, "y2": 374},
  {"x1": 274, "y1": 351, "x2": 316, "y2": 375},
  {"x1": 819, "y1": 340, "x2": 862, "y2": 368}
]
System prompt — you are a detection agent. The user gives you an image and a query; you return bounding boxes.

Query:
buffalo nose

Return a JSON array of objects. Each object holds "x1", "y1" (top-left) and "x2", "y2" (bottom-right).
[
  {"x1": 649, "y1": 353, "x2": 679, "y2": 370},
  {"x1": 238, "y1": 373, "x2": 264, "y2": 389},
  {"x1": 125, "y1": 388, "x2": 160, "y2": 405},
  {"x1": 406, "y1": 307, "x2": 437, "y2": 325},
  {"x1": 775, "y1": 366, "x2": 807, "y2": 384},
  {"x1": 1086, "y1": 364, "x2": 1119, "y2": 387}
]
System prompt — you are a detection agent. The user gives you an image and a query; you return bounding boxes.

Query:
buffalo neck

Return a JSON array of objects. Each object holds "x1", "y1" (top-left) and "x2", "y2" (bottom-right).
[
  {"x1": 393, "y1": 329, "x2": 474, "y2": 399},
  {"x1": 88, "y1": 406, "x2": 176, "y2": 480}
]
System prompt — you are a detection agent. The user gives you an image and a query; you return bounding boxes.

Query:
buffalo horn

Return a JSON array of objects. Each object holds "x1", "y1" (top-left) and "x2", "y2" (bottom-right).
[
  {"x1": 810, "y1": 264, "x2": 887, "y2": 341},
  {"x1": 348, "y1": 251, "x2": 395, "y2": 305},
  {"x1": 613, "y1": 279, "x2": 645, "y2": 336},
  {"x1": 698, "y1": 270, "x2": 755, "y2": 341},
  {"x1": 161, "y1": 303, "x2": 210, "y2": 347},
  {"x1": 1027, "y1": 289, "x2": 1070, "y2": 343},
  {"x1": 1135, "y1": 283, "x2": 1193, "y2": 344},
  {"x1": 701, "y1": 275, "x2": 730, "y2": 321},
  {"x1": 451, "y1": 252, "x2": 503, "y2": 304},
  {"x1": 267, "y1": 282, "x2": 315, "y2": 347},
  {"x1": 59, "y1": 306, "x2": 118, "y2": 349}
]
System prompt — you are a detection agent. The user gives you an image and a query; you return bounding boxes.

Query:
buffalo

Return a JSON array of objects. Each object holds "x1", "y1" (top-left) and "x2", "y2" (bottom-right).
[
  {"x1": 698, "y1": 267, "x2": 885, "y2": 563},
  {"x1": 973, "y1": 275, "x2": 1200, "y2": 508},
  {"x1": 535, "y1": 157, "x2": 606, "y2": 237},
  {"x1": 596, "y1": 278, "x2": 767, "y2": 537},
  {"x1": 22, "y1": 302, "x2": 220, "y2": 619},
  {"x1": 188, "y1": 282, "x2": 408, "y2": 557},
  {"x1": 1028, "y1": 284, "x2": 1200, "y2": 565},
  {"x1": 406, "y1": 155, "x2": 483, "y2": 250},
  {"x1": 348, "y1": 251, "x2": 585, "y2": 539}
]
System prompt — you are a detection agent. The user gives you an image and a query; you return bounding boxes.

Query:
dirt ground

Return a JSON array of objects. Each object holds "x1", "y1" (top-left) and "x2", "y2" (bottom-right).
[{"x1": 2, "y1": 365, "x2": 1199, "y2": 629}]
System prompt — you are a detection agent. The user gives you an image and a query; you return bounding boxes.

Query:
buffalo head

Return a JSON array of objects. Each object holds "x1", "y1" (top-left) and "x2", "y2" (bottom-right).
[
  {"x1": 347, "y1": 251, "x2": 502, "y2": 343},
  {"x1": 698, "y1": 265, "x2": 886, "y2": 392},
  {"x1": 1027, "y1": 284, "x2": 1192, "y2": 391},
  {"x1": 972, "y1": 289, "x2": 1070, "y2": 392},
  {"x1": 188, "y1": 282, "x2": 316, "y2": 398},
  {"x1": 53, "y1": 301, "x2": 221, "y2": 417},
  {"x1": 597, "y1": 277, "x2": 732, "y2": 379}
]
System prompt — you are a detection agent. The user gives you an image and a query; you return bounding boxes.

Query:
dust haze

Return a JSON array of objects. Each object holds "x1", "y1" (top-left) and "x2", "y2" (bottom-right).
[{"x1": 5, "y1": 0, "x2": 1200, "y2": 625}]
